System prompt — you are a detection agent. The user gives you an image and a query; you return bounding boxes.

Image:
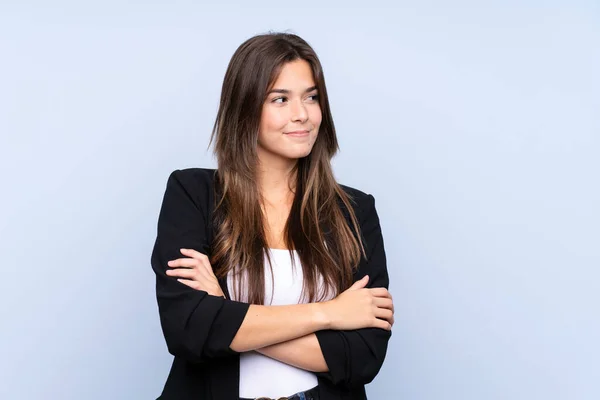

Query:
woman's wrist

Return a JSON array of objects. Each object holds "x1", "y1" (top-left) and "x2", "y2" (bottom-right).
[{"x1": 311, "y1": 301, "x2": 332, "y2": 330}]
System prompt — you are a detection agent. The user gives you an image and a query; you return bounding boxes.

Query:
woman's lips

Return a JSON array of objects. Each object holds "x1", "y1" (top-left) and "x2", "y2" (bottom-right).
[{"x1": 285, "y1": 130, "x2": 310, "y2": 137}]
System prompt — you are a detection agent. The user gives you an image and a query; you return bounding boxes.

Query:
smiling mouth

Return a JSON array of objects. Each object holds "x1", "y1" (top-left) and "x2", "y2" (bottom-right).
[{"x1": 284, "y1": 130, "x2": 310, "y2": 136}]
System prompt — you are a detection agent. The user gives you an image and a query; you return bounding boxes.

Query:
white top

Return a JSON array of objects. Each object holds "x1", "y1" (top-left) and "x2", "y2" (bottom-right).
[{"x1": 226, "y1": 248, "x2": 323, "y2": 398}]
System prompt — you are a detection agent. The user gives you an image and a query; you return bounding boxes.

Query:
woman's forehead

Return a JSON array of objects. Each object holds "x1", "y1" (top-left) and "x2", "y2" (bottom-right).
[{"x1": 269, "y1": 60, "x2": 316, "y2": 91}]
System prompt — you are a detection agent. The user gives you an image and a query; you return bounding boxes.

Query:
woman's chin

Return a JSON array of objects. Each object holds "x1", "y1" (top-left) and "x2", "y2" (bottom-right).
[{"x1": 285, "y1": 149, "x2": 313, "y2": 160}]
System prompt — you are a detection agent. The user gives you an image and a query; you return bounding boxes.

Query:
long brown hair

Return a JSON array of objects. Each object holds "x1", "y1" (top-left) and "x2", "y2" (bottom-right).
[{"x1": 208, "y1": 32, "x2": 366, "y2": 305}]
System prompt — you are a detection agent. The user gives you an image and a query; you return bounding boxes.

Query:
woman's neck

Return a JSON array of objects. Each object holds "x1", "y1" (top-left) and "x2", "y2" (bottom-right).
[{"x1": 257, "y1": 166, "x2": 297, "y2": 201}]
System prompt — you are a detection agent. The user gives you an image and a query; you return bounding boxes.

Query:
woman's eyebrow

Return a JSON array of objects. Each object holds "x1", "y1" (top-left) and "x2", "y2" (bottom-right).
[{"x1": 267, "y1": 85, "x2": 318, "y2": 95}]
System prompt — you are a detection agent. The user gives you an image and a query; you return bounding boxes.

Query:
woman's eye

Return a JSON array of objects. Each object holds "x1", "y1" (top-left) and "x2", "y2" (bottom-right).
[{"x1": 272, "y1": 94, "x2": 319, "y2": 104}]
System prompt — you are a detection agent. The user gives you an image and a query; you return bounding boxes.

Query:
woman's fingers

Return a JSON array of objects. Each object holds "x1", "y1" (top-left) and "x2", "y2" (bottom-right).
[
  {"x1": 167, "y1": 264, "x2": 213, "y2": 279},
  {"x1": 373, "y1": 317, "x2": 392, "y2": 331},
  {"x1": 168, "y1": 258, "x2": 214, "y2": 275},
  {"x1": 374, "y1": 297, "x2": 394, "y2": 313},
  {"x1": 369, "y1": 287, "x2": 392, "y2": 299},
  {"x1": 373, "y1": 296, "x2": 395, "y2": 327},
  {"x1": 170, "y1": 250, "x2": 216, "y2": 276},
  {"x1": 374, "y1": 308, "x2": 394, "y2": 326},
  {"x1": 374, "y1": 307, "x2": 393, "y2": 320},
  {"x1": 384, "y1": 314, "x2": 395, "y2": 327},
  {"x1": 348, "y1": 275, "x2": 369, "y2": 290},
  {"x1": 179, "y1": 248, "x2": 209, "y2": 261},
  {"x1": 166, "y1": 255, "x2": 223, "y2": 297},
  {"x1": 166, "y1": 268, "x2": 197, "y2": 279},
  {"x1": 167, "y1": 258, "x2": 198, "y2": 268}
]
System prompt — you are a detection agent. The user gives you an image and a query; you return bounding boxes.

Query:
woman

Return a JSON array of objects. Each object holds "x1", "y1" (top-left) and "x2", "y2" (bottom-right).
[{"x1": 151, "y1": 32, "x2": 394, "y2": 400}]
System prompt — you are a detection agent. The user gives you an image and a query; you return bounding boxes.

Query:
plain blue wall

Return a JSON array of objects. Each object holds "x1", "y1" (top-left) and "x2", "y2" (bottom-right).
[{"x1": 1, "y1": 1, "x2": 598, "y2": 399}]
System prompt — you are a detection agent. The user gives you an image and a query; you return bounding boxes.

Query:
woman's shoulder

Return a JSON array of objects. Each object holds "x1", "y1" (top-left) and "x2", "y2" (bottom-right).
[
  {"x1": 160, "y1": 168, "x2": 218, "y2": 210},
  {"x1": 164, "y1": 167, "x2": 217, "y2": 192},
  {"x1": 338, "y1": 183, "x2": 377, "y2": 221},
  {"x1": 168, "y1": 167, "x2": 217, "y2": 183},
  {"x1": 339, "y1": 183, "x2": 370, "y2": 200}
]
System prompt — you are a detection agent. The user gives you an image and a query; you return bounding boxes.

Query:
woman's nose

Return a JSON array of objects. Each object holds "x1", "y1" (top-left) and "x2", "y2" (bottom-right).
[{"x1": 290, "y1": 98, "x2": 308, "y2": 122}]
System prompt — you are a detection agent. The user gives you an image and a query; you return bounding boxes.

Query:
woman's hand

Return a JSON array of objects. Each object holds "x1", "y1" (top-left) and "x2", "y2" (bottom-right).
[
  {"x1": 166, "y1": 248, "x2": 225, "y2": 298},
  {"x1": 321, "y1": 275, "x2": 394, "y2": 331}
]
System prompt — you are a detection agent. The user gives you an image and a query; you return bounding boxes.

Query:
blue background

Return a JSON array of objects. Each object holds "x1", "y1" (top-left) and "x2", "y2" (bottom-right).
[{"x1": 1, "y1": 1, "x2": 598, "y2": 399}]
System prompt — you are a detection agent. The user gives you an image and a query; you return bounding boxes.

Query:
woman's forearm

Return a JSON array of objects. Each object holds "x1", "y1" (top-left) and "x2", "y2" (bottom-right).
[
  {"x1": 229, "y1": 302, "x2": 329, "y2": 352},
  {"x1": 255, "y1": 333, "x2": 329, "y2": 372}
]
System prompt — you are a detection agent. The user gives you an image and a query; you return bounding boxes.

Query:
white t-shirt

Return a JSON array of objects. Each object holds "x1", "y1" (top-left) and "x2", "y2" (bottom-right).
[{"x1": 226, "y1": 248, "x2": 323, "y2": 398}]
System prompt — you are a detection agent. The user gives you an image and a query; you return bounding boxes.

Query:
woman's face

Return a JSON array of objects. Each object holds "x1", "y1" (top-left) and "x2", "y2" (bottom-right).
[{"x1": 258, "y1": 59, "x2": 322, "y2": 166}]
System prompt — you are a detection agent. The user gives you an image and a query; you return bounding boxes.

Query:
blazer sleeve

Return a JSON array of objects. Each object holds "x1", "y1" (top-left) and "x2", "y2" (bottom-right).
[
  {"x1": 314, "y1": 193, "x2": 392, "y2": 388},
  {"x1": 150, "y1": 169, "x2": 250, "y2": 363}
]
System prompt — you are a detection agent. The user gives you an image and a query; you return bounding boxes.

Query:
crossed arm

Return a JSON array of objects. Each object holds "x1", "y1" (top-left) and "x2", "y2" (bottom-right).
[
  {"x1": 167, "y1": 247, "x2": 328, "y2": 371},
  {"x1": 152, "y1": 169, "x2": 392, "y2": 386},
  {"x1": 256, "y1": 333, "x2": 328, "y2": 372},
  {"x1": 240, "y1": 333, "x2": 321, "y2": 372}
]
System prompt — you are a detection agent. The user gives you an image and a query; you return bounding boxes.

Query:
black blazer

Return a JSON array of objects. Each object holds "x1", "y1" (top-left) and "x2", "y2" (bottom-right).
[{"x1": 150, "y1": 168, "x2": 392, "y2": 400}]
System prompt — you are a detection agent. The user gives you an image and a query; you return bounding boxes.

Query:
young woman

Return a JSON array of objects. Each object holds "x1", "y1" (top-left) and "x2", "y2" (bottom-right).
[{"x1": 151, "y1": 32, "x2": 394, "y2": 400}]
